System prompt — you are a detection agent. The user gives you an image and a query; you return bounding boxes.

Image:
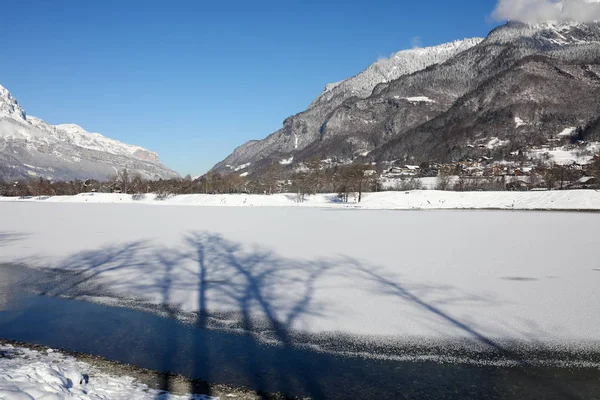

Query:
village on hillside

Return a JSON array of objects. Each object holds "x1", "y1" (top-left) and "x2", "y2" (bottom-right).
[{"x1": 1, "y1": 137, "x2": 600, "y2": 199}]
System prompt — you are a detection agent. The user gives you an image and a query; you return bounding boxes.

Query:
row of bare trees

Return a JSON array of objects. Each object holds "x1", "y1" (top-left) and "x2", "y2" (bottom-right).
[
  {"x1": 0, "y1": 178, "x2": 99, "y2": 197},
  {"x1": 0, "y1": 162, "x2": 378, "y2": 203},
  {"x1": 2, "y1": 154, "x2": 600, "y2": 199},
  {"x1": 290, "y1": 163, "x2": 377, "y2": 203}
]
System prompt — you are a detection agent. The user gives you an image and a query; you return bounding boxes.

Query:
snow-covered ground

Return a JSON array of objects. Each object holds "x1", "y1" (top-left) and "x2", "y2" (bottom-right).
[
  {"x1": 0, "y1": 343, "x2": 213, "y2": 400},
  {"x1": 2, "y1": 189, "x2": 600, "y2": 210},
  {"x1": 1, "y1": 201, "x2": 600, "y2": 352},
  {"x1": 529, "y1": 142, "x2": 600, "y2": 165}
]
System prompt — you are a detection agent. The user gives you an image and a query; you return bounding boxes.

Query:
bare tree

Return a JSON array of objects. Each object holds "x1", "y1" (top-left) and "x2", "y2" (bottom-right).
[
  {"x1": 120, "y1": 168, "x2": 130, "y2": 194},
  {"x1": 545, "y1": 164, "x2": 577, "y2": 190},
  {"x1": 130, "y1": 173, "x2": 146, "y2": 196},
  {"x1": 109, "y1": 168, "x2": 131, "y2": 193},
  {"x1": 223, "y1": 173, "x2": 246, "y2": 194},
  {"x1": 306, "y1": 157, "x2": 322, "y2": 194},
  {"x1": 590, "y1": 152, "x2": 600, "y2": 184},
  {"x1": 395, "y1": 176, "x2": 423, "y2": 191},
  {"x1": 529, "y1": 171, "x2": 541, "y2": 189},
  {"x1": 435, "y1": 169, "x2": 453, "y2": 191},
  {"x1": 28, "y1": 177, "x2": 52, "y2": 198},
  {"x1": 262, "y1": 163, "x2": 282, "y2": 195},
  {"x1": 338, "y1": 164, "x2": 373, "y2": 203},
  {"x1": 292, "y1": 171, "x2": 310, "y2": 202}
]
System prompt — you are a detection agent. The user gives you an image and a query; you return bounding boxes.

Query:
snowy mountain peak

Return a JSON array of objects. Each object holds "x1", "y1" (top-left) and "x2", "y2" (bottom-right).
[
  {"x1": 0, "y1": 83, "x2": 179, "y2": 181},
  {"x1": 0, "y1": 84, "x2": 26, "y2": 121},
  {"x1": 55, "y1": 123, "x2": 99, "y2": 136},
  {"x1": 211, "y1": 37, "x2": 485, "y2": 172},
  {"x1": 310, "y1": 37, "x2": 483, "y2": 108},
  {"x1": 52, "y1": 123, "x2": 159, "y2": 161},
  {"x1": 486, "y1": 21, "x2": 600, "y2": 47}
]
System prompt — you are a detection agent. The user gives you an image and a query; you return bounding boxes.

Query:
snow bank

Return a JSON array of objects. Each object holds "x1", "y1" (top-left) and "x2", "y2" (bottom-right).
[
  {"x1": 359, "y1": 189, "x2": 600, "y2": 210},
  {"x1": 0, "y1": 344, "x2": 213, "y2": 400},
  {"x1": 2, "y1": 190, "x2": 600, "y2": 210}
]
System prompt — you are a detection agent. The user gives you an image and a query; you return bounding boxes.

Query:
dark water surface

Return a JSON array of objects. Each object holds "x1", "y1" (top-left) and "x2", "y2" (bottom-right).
[{"x1": 1, "y1": 264, "x2": 599, "y2": 400}]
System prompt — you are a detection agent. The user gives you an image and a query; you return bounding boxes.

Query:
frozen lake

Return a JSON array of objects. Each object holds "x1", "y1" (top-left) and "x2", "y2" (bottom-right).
[
  {"x1": 2, "y1": 203, "x2": 600, "y2": 397},
  {"x1": 1, "y1": 202, "x2": 600, "y2": 351}
]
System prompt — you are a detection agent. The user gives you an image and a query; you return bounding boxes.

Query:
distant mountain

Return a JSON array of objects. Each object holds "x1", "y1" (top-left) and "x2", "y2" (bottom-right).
[
  {"x1": 211, "y1": 21, "x2": 600, "y2": 174},
  {"x1": 0, "y1": 85, "x2": 179, "y2": 181},
  {"x1": 211, "y1": 38, "x2": 483, "y2": 172},
  {"x1": 366, "y1": 21, "x2": 600, "y2": 163}
]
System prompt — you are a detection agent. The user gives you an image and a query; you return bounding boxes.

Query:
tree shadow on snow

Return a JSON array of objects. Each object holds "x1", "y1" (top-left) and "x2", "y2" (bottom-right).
[
  {"x1": 182, "y1": 232, "x2": 333, "y2": 399},
  {"x1": 37, "y1": 233, "x2": 334, "y2": 398},
  {"x1": 342, "y1": 258, "x2": 584, "y2": 400},
  {"x1": 26, "y1": 232, "x2": 587, "y2": 400},
  {"x1": 0, "y1": 231, "x2": 28, "y2": 247}
]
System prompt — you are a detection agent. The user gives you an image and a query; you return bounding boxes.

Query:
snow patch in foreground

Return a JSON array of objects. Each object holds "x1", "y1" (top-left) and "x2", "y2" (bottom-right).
[{"x1": 0, "y1": 344, "x2": 214, "y2": 400}]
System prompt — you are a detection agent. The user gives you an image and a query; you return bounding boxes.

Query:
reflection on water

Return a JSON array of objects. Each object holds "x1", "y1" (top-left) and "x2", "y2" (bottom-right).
[{"x1": 0, "y1": 264, "x2": 34, "y2": 311}]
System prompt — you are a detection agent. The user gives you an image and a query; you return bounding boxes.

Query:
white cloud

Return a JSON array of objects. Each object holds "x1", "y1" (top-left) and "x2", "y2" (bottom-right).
[
  {"x1": 411, "y1": 36, "x2": 422, "y2": 49},
  {"x1": 492, "y1": 0, "x2": 600, "y2": 23}
]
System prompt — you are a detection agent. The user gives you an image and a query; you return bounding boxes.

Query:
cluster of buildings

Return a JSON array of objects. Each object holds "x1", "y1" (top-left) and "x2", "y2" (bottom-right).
[{"x1": 380, "y1": 155, "x2": 598, "y2": 191}]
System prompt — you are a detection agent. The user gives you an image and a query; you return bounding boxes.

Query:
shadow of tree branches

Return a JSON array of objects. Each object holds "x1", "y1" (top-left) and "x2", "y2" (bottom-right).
[
  {"x1": 36, "y1": 233, "x2": 337, "y2": 398},
  {"x1": 183, "y1": 232, "x2": 332, "y2": 399},
  {"x1": 19, "y1": 231, "x2": 587, "y2": 399},
  {"x1": 341, "y1": 258, "x2": 583, "y2": 400},
  {"x1": 0, "y1": 231, "x2": 28, "y2": 247}
]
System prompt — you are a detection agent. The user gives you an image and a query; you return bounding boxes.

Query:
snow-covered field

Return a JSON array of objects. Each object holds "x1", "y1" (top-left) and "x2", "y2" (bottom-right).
[
  {"x1": 529, "y1": 142, "x2": 600, "y2": 166},
  {"x1": 1, "y1": 200, "x2": 600, "y2": 354},
  {"x1": 0, "y1": 343, "x2": 213, "y2": 400},
  {"x1": 2, "y1": 189, "x2": 600, "y2": 210}
]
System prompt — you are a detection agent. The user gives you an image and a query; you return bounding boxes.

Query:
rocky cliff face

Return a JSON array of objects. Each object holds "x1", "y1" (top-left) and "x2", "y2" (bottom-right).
[
  {"x1": 0, "y1": 85, "x2": 180, "y2": 181},
  {"x1": 211, "y1": 38, "x2": 484, "y2": 172},
  {"x1": 212, "y1": 22, "x2": 600, "y2": 174}
]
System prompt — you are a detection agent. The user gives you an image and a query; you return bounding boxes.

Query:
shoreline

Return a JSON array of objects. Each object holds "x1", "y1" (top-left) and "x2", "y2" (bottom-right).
[
  {"x1": 5, "y1": 266, "x2": 600, "y2": 371},
  {"x1": 2, "y1": 189, "x2": 600, "y2": 212},
  {"x1": 3, "y1": 260, "x2": 600, "y2": 399},
  {"x1": 0, "y1": 338, "x2": 297, "y2": 400}
]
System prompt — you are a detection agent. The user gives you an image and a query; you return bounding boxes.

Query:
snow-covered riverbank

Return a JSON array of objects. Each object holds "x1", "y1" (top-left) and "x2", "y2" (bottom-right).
[
  {"x1": 0, "y1": 342, "x2": 214, "y2": 400},
  {"x1": 2, "y1": 189, "x2": 600, "y2": 211}
]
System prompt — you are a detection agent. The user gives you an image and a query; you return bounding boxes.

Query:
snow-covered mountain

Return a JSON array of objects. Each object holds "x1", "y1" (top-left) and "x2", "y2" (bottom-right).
[
  {"x1": 0, "y1": 85, "x2": 26, "y2": 121},
  {"x1": 309, "y1": 38, "x2": 483, "y2": 109},
  {"x1": 211, "y1": 38, "x2": 484, "y2": 173},
  {"x1": 212, "y1": 21, "x2": 600, "y2": 174},
  {"x1": 368, "y1": 20, "x2": 600, "y2": 162},
  {"x1": 0, "y1": 85, "x2": 179, "y2": 181},
  {"x1": 486, "y1": 20, "x2": 600, "y2": 46}
]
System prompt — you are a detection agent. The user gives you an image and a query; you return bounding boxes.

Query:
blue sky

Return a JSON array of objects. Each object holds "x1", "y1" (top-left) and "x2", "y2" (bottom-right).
[{"x1": 0, "y1": 0, "x2": 501, "y2": 176}]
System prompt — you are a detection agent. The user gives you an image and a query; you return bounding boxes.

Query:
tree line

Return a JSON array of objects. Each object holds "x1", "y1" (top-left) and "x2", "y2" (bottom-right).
[
  {"x1": 2, "y1": 154, "x2": 599, "y2": 199},
  {"x1": 0, "y1": 161, "x2": 378, "y2": 202}
]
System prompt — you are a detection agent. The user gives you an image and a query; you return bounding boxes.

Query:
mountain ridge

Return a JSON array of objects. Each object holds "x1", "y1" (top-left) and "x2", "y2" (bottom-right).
[
  {"x1": 0, "y1": 84, "x2": 179, "y2": 181},
  {"x1": 210, "y1": 21, "x2": 600, "y2": 175},
  {"x1": 211, "y1": 37, "x2": 485, "y2": 173}
]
